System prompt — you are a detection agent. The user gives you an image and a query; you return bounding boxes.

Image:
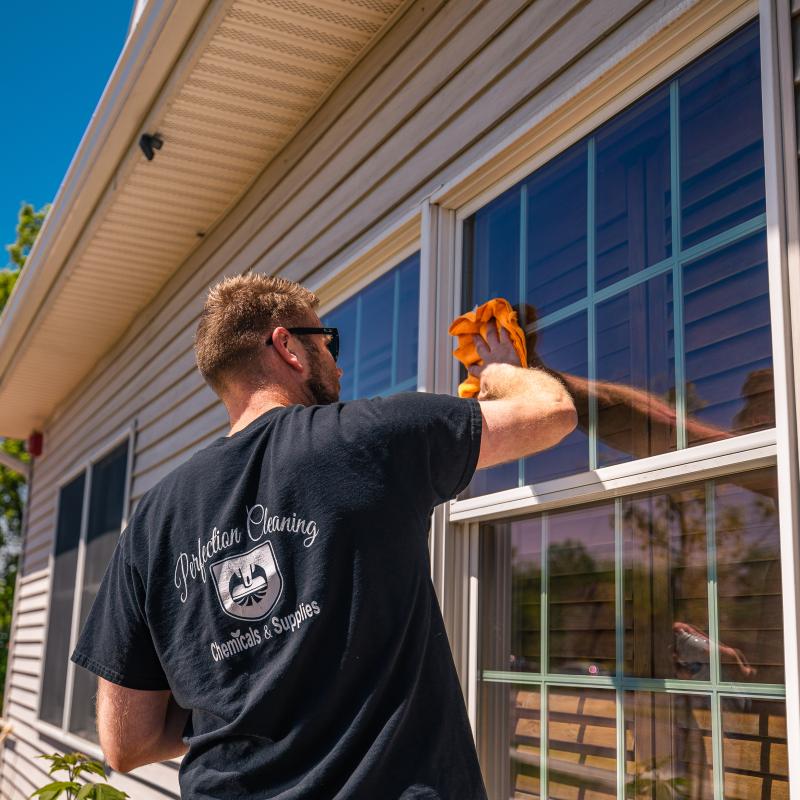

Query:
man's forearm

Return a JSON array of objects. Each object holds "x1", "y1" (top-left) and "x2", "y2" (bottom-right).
[{"x1": 478, "y1": 362, "x2": 571, "y2": 405}]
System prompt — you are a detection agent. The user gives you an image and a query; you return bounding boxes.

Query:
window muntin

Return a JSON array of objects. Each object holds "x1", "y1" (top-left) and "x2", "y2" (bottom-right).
[
  {"x1": 39, "y1": 439, "x2": 130, "y2": 742},
  {"x1": 323, "y1": 251, "x2": 420, "y2": 401},
  {"x1": 477, "y1": 467, "x2": 784, "y2": 800},
  {"x1": 461, "y1": 22, "x2": 772, "y2": 499}
]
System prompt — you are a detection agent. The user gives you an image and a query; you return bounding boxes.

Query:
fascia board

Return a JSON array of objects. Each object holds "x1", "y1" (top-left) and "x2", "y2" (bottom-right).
[{"x1": 0, "y1": 0, "x2": 212, "y2": 391}]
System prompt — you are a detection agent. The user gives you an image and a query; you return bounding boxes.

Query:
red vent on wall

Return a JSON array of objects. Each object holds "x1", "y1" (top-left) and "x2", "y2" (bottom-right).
[{"x1": 27, "y1": 431, "x2": 43, "y2": 458}]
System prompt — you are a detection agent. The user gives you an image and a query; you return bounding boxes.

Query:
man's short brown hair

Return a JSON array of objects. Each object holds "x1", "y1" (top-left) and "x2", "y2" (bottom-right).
[{"x1": 195, "y1": 273, "x2": 319, "y2": 393}]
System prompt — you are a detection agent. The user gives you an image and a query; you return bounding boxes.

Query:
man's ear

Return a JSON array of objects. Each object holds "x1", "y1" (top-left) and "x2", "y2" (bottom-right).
[{"x1": 270, "y1": 327, "x2": 304, "y2": 372}]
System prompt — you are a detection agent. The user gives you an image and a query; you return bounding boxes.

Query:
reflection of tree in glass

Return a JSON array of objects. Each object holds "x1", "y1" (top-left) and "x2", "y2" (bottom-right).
[
  {"x1": 621, "y1": 489, "x2": 707, "y2": 679},
  {"x1": 510, "y1": 543, "x2": 540, "y2": 671},
  {"x1": 548, "y1": 538, "x2": 616, "y2": 674}
]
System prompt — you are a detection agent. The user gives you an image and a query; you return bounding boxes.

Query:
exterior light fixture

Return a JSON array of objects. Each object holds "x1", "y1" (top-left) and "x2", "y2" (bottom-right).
[{"x1": 139, "y1": 133, "x2": 164, "y2": 161}]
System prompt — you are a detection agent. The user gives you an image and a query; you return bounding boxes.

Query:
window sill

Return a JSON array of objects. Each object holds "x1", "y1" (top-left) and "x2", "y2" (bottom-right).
[{"x1": 450, "y1": 428, "x2": 777, "y2": 521}]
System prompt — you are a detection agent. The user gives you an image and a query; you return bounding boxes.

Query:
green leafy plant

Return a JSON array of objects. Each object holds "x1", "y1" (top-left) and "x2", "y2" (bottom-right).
[{"x1": 30, "y1": 752, "x2": 128, "y2": 800}]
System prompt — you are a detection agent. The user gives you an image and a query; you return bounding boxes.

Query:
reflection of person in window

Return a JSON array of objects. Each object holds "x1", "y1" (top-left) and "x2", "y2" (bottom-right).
[
  {"x1": 520, "y1": 304, "x2": 775, "y2": 459},
  {"x1": 672, "y1": 621, "x2": 756, "y2": 681}
]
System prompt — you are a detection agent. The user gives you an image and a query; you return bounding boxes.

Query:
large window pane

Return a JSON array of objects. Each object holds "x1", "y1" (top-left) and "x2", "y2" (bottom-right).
[
  {"x1": 623, "y1": 485, "x2": 708, "y2": 680},
  {"x1": 596, "y1": 275, "x2": 676, "y2": 466},
  {"x1": 625, "y1": 692, "x2": 714, "y2": 800},
  {"x1": 464, "y1": 186, "x2": 521, "y2": 310},
  {"x1": 596, "y1": 87, "x2": 671, "y2": 289},
  {"x1": 479, "y1": 684, "x2": 541, "y2": 799},
  {"x1": 323, "y1": 252, "x2": 420, "y2": 401},
  {"x1": 69, "y1": 441, "x2": 129, "y2": 740},
  {"x1": 679, "y1": 23, "x2": 764, "y2": 249},
  {"x1": 548, "y1": 504, "x2": 616, "y2": 676},
  {"x1": 480, "y1": 518, "x2": 542, "y2": 674},
  {"x1": 525, "y1": 142, "x2": 587, "y2": 317},
  {"x1": 40, "y1": 474, "x2": 85, "y2": 727},
  {"x1": 716, "y1": 470, "x2": 782, "y2": 684},
  {"x1": 682, "y1": 232, "x2": 773, "y2": 446},
  {"x1": 524, "y1": 313, "x2": 589, "y2": 484},
  {"x1": 547, "y1": 688, "x2": 616, "y2": 800},
  {"x1": 722, "y1": 697, "x2": 787, "y2": 799}
]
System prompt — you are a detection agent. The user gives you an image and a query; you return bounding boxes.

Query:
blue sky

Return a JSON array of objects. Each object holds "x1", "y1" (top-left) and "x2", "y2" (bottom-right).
[{"x1": 0, "y1": 4, "x2": 133, "y2": 264}]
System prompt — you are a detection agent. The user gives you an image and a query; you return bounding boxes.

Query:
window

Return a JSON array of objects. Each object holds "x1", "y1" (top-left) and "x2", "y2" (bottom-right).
[
  {"x1": 478, "y1": 468, "x2": 786, "y2": 799},
  {"x1": 462, "y1": 21, "x2": 787, "y2": 800},
  {"x1": 461, "y1": 22, "x2": 770, "y2": 497},
  {"x1": 323, "y1": 251, "x2": 420, "y2": 400},
  {"x1": 39, "y1": 438, "x2": 131, "y2": 742}
]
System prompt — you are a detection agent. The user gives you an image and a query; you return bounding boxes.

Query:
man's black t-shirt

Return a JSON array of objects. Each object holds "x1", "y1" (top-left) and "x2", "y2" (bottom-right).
[{"x1": 71, "y1": 392, "x2": 486, "y2": 799}]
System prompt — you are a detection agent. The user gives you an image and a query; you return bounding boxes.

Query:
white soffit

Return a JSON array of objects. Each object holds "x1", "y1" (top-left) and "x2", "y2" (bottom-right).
[{"x1": 0, "y1": 0, "x2": 404, "y2": 438}]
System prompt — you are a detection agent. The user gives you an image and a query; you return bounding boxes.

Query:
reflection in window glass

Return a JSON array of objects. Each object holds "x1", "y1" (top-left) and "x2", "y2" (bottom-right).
[
  {"x1": 461, "y1": 22, "x2": 769, "y2": 500},
  {"x1": 716, "y1": 470, "x2": 782, "y2": 684},
  {"x1": 722, "y1": 697, "x2": 788, "y2": 799},
  {"x1": 479, "y1": 684, "x2": 541, "y2": 799},
  {"x1": 680, "y1": 23, "x2": 764, "y2": 250},
  {"x1": 69, "y1": 441, "x2": 129, "y2": 741},
  {"x1": 596, "y1": 86, "x2": 671, "y2": 289},
  {"x1": 596, "y1": 275, "x2": 675, "y2": 466},
  {"x1": 464, "y1": 186, "x2": 520, "y2": 309},
  {"x1": 525, "y1": 142, "x2": 587, "y2": 317},
  {"x1": 323, "y1": 252, "x2": 420, "y2": 401},
  {"x1": 548, "y1": 688, "x2": 617, "y2": 800},
  {"x1": 480, "y1": 518, "x2": 542, "y2": 673},
  {"x1": 623, "y1": 485, "x2": 708, "y2": 680},
  {"x1": 524, "y1": 313, "x2": 589, "y2": 484},
  {"x1": 625, "y1": 692, "x2": 714, "y2": 800},
  {"x1": 682, "y1": 232, "x2": 773, "y2": 446},
  {"x1": 548, "y1": 503, "x2": 616, "y2": 676}
]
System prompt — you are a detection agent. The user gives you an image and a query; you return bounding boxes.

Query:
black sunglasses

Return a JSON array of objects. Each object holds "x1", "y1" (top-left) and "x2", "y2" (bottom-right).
[{"x1": 266, "y1": 326, "x2": 339, "y2": 362}]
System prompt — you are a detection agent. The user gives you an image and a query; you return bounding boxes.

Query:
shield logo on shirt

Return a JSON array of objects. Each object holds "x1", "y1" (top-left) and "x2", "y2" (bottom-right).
[{"x1": 210, "y1": 541, "x2": 283, "y2": 621}]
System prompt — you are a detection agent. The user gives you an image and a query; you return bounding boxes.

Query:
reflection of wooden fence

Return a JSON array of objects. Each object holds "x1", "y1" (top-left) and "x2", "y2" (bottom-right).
[
  {"x1": 482, "y1": 687, "x2": 788, "y2": 800},
  {"x1": 720, "y1": 700, "x2": 788, "y2": 800}
]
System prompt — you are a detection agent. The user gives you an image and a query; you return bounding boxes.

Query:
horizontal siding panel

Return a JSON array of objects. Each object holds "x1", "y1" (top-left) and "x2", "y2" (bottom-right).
[
  {"x1": 136, "y1": 384, "x2": 218, "y2": 452},
  {"x1": 132, "y1": 425, "x2": 228, "y2": 503},
  {"x1": 10, "y1": 643, "x2": 43, "y2": 662},
  {"x1": 7, "y1": 686, "x2": 38, "y2": 714},
  {"x1": 135, "y1": 403, "x2": 228, "y2": 476},
  {"x1": 9, "y1": 673, "x2": 40, "y2": 696},
  {"x1": 14, "y1": 609, "x2": 47, "y2": 631},
  {"x1": 10, "y1": 656, "x2": 42, "y2": 679}
]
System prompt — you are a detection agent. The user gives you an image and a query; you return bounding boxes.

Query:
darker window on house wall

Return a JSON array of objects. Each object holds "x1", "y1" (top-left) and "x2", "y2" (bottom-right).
[
  {"x1": 39, "y1": 440, "x2": 129, "y2": 741},
  {"x1": 39, "y1": 474, "x2": 85, "y2": 727}
]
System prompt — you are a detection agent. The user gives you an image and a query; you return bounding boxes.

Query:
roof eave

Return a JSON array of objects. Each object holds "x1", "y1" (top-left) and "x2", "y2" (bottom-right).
[{"x1": 0, "y1": 0, "x2": 213, "y2": 425}]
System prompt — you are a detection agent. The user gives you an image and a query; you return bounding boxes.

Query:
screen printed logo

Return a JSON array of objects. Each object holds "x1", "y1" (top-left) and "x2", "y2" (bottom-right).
[{"x1": 210, "y1": 541, "x2": 283, "y2": 621}]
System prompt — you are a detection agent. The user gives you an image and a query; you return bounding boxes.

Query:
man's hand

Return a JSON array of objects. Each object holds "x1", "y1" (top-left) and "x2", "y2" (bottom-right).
[{"x1": 467, "y1": 325, "x2": 520, "y2": 392}]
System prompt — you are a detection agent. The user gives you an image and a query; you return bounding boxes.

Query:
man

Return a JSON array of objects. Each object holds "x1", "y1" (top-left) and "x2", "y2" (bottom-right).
[{"x1": 71, "y1": 274, "x2": 576, "y2": 799}]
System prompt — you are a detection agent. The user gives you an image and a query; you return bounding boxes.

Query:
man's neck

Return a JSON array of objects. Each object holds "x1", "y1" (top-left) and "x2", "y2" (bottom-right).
[{"x1": 226, "y1": 388, "x2": 300, "y2": 436}]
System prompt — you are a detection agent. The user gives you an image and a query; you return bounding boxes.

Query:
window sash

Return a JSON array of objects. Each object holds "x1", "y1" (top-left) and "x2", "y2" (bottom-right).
[{"x1": 38, "y1": 430, "x2": 133, "y2": 742}]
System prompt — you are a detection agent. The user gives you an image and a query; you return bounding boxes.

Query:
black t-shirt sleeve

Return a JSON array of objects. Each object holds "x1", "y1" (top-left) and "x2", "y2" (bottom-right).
[
  {"x1": 337, "y1": 392, "x2": 482, "y2": 508},
  {"x1": 70, "y1": 526, "x2": 169, "y2": 691}
]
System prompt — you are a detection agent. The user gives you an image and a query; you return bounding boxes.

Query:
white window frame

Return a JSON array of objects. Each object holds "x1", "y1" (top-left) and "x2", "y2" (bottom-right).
[
  {"x1": 419, "y1": 1, "x2": 800, "y2": 795},
  {"x1": 35, "y1": 424, "x2": 136, "y2": 756}
]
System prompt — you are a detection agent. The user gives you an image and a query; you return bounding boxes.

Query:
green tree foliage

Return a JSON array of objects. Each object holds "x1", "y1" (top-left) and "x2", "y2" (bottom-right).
[{"x1": 0, "y1": 202, "x2": 48, "y2": 708}]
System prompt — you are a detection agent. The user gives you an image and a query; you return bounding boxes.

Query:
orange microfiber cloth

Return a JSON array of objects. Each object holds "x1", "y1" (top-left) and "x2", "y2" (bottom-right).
[{"x1": 449, "y1": 297, "x2": 527, "y2": 398}]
